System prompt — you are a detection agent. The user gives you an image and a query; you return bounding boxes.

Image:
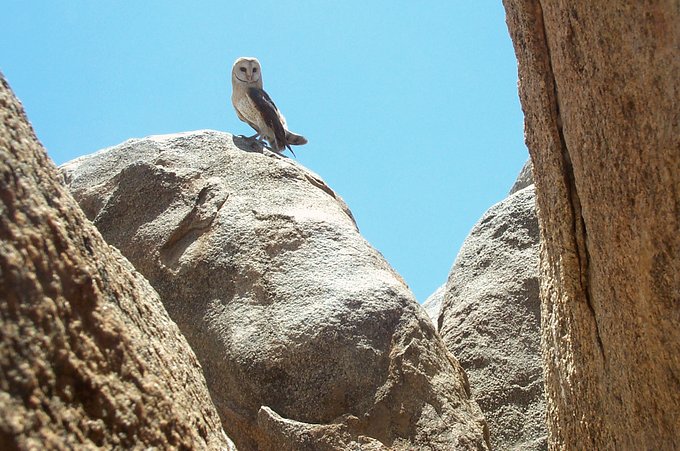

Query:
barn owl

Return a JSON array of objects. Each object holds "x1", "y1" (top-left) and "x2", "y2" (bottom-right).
[{"x1": 231, "y1": 57, "x2": 307, "y2": 155}]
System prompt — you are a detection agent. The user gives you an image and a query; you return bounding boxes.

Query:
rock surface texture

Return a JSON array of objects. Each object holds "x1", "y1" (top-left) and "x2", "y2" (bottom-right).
[
  {"x1": 508, "y1": 160, "x2": 533, "y2": 195},
  {"x1": 503, "y1": 1, "x2": 680, "y2": 449},
  {"x1": 0, "y1": 78, "x2": 230, "y2": 448},
  {"x1": 62, "y1": 130, "x2": 491, "y2": 450},
  {"x1": 421, "y1": 284, "x2": 445, "y2": 325},
  {"x1": 438, "y1": 185, "x2": 545, "y2": 450}
]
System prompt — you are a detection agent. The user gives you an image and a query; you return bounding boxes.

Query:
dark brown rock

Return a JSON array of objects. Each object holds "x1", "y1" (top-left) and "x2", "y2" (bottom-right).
[
  {"x1": 502, "y1": 1, "x2": 680, "y2": 449},
  {"x1": 0, "y1": 75, "x2": 231, "y2": 449}
]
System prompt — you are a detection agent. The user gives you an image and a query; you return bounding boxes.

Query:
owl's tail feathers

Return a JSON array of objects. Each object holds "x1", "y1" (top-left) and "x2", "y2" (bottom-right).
[{"x1": 285, "y1": 131, "x2": 308, "y2": 146}]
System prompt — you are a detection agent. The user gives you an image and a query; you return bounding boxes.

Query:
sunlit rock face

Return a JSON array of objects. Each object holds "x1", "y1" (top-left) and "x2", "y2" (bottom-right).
[
  {"x1": 63, "y1": 129, "x2": 491, "y2": 450},
  {"x1": 0, "y1": 75, "x2": 230, "y2": 450},
  {"x1": 503, "y1": 1, "x2": 680, "y2": 448},
  {"x1": 438, "y1": 181, "x2": 545, "y2": 451}
]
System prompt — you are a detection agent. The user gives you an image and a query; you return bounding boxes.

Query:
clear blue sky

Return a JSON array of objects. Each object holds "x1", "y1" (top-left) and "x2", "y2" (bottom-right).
[{"x1": 2, "y1": 1, "x2": 527, "y2": 302}]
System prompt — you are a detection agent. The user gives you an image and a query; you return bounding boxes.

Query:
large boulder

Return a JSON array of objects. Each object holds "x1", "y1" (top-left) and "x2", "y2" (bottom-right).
[
  {"x1": 62, "y1": 130, "x2": 490, "y2": 450},
  {"x1": 0, "y1": 77, "x2": 230, "y2": 448},
  {"x1": 438, "y1": 184, "x2": 545, "y2": 450},
  {"x1": 503, "y1": 1, "x2": 680, "y2": 448}
]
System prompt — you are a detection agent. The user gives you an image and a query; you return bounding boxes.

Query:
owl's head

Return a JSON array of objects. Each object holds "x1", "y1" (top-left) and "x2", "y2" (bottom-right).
[{"x1": 232, "y1": 57, "x2": 262, "y2": 87}]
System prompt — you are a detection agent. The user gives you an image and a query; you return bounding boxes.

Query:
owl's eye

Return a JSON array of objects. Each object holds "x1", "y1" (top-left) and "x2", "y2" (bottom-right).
[
  {"x1": 239, "y1": 67, "x2": 247, "y2": 72},
  {"x1": 253, "y1": 67, "x2": 258, "y2": 72}
]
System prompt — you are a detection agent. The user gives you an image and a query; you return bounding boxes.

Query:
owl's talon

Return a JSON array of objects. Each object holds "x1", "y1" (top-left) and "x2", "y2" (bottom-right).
[{"x1": 236, "y1": 133, "x2": 258, "y2": 140}]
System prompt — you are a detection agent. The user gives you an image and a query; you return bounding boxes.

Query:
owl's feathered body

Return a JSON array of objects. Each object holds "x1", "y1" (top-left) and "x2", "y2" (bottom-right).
[{"x1": 231, "y1": 57, "x2": 307, "y2": 154}]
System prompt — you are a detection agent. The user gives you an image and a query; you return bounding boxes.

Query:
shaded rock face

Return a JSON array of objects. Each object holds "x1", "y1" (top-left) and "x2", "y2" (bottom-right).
[
  {"x1": 503, "y1": 1, "x2": 680, "y2": 449},
  {"x1": 438, "y1": 185, "x2": 545, "y2": 450},
  {"x1": 62, "y1": 130, "x2": 491, "y2": 450},
  {"x1": 0, "y1": 78, "x2": 230, "y2": 448}
]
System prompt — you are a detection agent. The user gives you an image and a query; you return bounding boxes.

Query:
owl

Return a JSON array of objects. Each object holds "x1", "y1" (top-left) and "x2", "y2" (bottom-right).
[{"x1": 231, "y1": 57, "x2": 307, "y2": 155}]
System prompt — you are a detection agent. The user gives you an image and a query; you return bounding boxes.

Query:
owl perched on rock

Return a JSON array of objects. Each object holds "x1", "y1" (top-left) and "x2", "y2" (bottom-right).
[{"x1": 231, "y1": 57, "x2": 307, "y2": 156}]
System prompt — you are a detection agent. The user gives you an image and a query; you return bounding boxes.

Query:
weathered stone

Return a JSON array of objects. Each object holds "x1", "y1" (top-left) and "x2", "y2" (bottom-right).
[
  {"x1": 62, "y1": 130, "x2": 490, "y2": 450},
  {"x1": 255, "y1": 406, "x2": 389, "y2": 451},
  {"x1": 502, "y1": 1, "x2": 680, "y2": 449},
  {"x1": 439, "y1": 186, "x2": 545, "y2": 450},
  {"x1": 0, "y1": 76, "x2": 231, "y2": 449},
  {"x1": 508, "y1": 159, "x2": 534, "y2": 195},
  {"x1": 421, "y1": 284, "x2": 445, "y2": 325}
]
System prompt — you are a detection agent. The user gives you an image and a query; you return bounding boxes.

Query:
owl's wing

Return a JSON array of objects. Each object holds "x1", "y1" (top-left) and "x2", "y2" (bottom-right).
[{"x1": 247, "y1": 87, "x2": 289, "y2": 152}]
